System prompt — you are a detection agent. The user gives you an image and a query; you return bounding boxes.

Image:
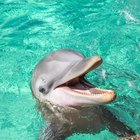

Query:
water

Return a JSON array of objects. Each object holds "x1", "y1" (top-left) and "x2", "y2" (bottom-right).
[{"x1": 0, "y1": 0, "x2": 140, "y2": 139}]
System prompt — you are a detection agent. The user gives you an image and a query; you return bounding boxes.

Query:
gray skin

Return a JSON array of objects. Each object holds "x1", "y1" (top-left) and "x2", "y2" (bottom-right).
[{"x1": 31, "y1": 49, "x2": 135, "y2": 140}]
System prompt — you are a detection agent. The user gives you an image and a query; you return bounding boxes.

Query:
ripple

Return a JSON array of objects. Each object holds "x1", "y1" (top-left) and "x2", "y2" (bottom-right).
[{"x1": 0, "y1": 0, "x2": 140, "y2": 139}]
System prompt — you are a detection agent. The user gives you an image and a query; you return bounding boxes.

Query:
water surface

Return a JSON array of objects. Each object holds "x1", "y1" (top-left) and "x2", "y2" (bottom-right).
[{"x1": 0, "y1": 0, "x2": 140, "y2": 139}]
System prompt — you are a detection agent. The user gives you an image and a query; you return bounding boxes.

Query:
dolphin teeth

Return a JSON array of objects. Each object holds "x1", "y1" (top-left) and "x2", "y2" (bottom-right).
[
  {"x1": 73, "y1": 89, "x2": 104, "y2": 96},
  {"x1": 71, "y1": 88, "x2": 114, "y2": 96}
]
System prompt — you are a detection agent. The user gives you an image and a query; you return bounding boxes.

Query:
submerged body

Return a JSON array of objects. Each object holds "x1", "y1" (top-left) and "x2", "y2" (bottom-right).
[
  {"x1": 38, "y1": 101, "x2": 135, "y2": 140},
  {"x1": 31, "y1": 49, "x2": 135, "y2": 139}
]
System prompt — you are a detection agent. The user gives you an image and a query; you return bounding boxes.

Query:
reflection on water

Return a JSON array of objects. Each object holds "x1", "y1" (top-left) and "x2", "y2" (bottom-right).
[{"x1": 0, "y1": 0, "x2": 140, "y2": 139}]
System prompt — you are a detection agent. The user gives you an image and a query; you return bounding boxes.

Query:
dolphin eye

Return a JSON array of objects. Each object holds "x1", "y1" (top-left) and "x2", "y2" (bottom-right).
[{"x1": 39, "y1": 86, "x2": 46, "y2": 94}]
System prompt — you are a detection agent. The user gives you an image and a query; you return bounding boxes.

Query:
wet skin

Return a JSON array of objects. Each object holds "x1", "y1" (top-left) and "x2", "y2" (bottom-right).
[{"x1": 31, "y1": 49, "x2": 135, "y2": 140}]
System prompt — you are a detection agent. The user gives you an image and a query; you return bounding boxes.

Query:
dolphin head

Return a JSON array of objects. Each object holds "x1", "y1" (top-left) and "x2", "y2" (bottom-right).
[{"x1": 31, "y1": 49, "x2": 116, "y2": 107}]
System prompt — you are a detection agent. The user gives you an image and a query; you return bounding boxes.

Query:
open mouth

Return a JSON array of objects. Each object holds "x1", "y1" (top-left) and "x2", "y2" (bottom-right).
[
  {"x1": 57, "y1": 76, "x2": 115, "y2": 97},
  {"x1": 52, "y1": 75, "x2": 116, "y2": 106}
]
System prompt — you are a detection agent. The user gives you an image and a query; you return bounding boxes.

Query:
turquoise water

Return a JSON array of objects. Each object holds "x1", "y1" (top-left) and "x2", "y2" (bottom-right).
[{"x1": 0, "y1": 0, "x2": 140, "y2": 139}]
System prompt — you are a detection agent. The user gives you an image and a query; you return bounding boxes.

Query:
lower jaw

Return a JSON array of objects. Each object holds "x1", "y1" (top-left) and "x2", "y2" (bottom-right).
[
  {"x1": 57, "y1": 84, "x2": 115, "y2": 97},
  {"x1": 51, "y1": 79, "x2": 116, "y2": 107},
  {"x1": 53, "y1": 86, "x2": 116, "y2": 105}
]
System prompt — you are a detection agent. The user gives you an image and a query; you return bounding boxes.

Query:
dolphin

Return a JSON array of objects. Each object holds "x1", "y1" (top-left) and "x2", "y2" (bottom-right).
[{"x1": 31, "y1": 49, "x2": 135, "y2": 140}]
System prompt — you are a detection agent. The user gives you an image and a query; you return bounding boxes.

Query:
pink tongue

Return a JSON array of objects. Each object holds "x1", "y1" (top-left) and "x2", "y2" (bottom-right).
[{"x1": 89, "y1": 88, "x2": 103, "y2": 94}]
